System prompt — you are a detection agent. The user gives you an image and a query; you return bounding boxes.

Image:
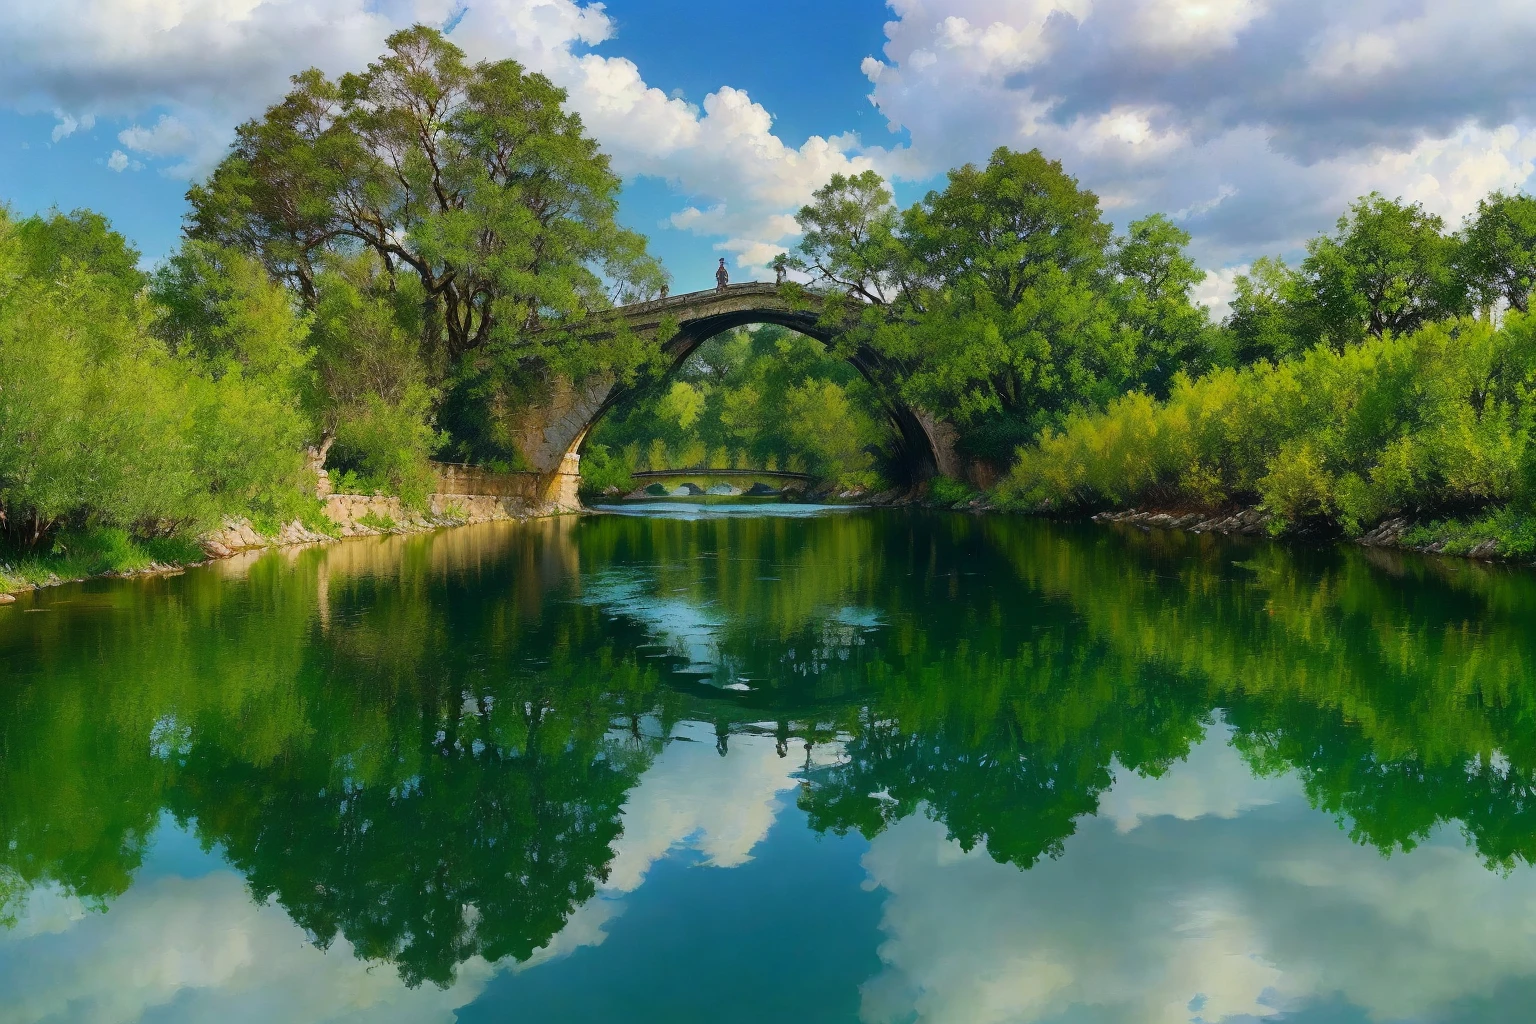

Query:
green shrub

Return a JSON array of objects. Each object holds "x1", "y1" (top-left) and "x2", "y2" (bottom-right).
[
  {"x1": 356, "y1": 512, "x2": 397, "y2": 532},
  {"x1": 329, "y1": 394, "x2": 441, "y2": 511},
  {"x1": 998, "y1": 314, "x2": 1536, "y2": 534},
  {"x1": 929, "y1": 478, "x2": 978, "y2": 507},
  {"x1": 579, "y1": 444, "x2": 636, "y2": 497},
  {"x1": 0, "y1": 211, "x2": 313, "y2": 549}
]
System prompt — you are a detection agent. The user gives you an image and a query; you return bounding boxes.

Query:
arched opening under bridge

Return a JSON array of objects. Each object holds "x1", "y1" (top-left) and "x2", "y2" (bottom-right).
[{"x1": 512, "y1": 284, "x2": 960, "y2": 505}]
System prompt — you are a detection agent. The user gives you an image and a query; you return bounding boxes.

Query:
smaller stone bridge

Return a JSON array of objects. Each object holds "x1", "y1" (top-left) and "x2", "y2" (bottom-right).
[
  {"x1": 630, "y1": 469, "x2": 815, "y2": 482},
  {"x1": 510, "y1": 283, "x2": 962, "y2": 506},
  {"x1": 622, "y1": 468, "x2": 814, "y2": 499}
]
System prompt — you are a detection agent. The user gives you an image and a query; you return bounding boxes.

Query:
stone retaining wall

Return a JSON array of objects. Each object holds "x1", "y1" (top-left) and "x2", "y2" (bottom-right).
[
  {"x1": 431, "y1": 463, "x2": 545, "y2": 499},
  {"x1": 200, "y1": 463, "x2": 575, "y2": 559}
]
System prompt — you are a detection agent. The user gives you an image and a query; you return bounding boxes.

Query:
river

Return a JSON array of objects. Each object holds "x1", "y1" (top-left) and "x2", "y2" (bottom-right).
[{"x1": 2, "y1": 506, "x2": 1534, "y2": 1023}]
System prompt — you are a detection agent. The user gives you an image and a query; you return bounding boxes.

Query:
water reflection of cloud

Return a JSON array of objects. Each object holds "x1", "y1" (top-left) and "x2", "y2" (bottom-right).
[
  {"x1": 1096, "y1": 719, "x2": 1293, "y2": 833},
  {"x1": 519, "y1": 725, "x2": 838, "y2": 970},
  {"x1": 0, "y1": 727, "x2": 819, "y2": 1022},
  {"x1": 0, "y1": 870, "x2": 495, "y2": 1024},
  {"x1": 858, "y1": 732, "x2": 1536, "y2": 1024}
]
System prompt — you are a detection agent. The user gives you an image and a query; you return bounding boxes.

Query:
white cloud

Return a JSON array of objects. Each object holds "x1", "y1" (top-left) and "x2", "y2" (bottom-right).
[
  {"x1": 857, "y1": 730, "x2": 1536, "y2": 1024},
  {"x1": 105, "y1": 149, "x2": 144, "y2": 173},
  {"x1": 1193, "y1": 264, "x2": 1245, "y2": 320},
  {"x1": 11, "y1": 1, "x2": 1536, "y2": 289},
  {"x1": 50, "y1": 112, "x2": 95, "y2": 142},
  {"x1": 863, "y1": 0, "x2": 1536, "y2": 275},
  {"x1": 447, "y1": 7, "x2": 877, "y2": 277},
  {"x1": 117, "y1": 114, "x2": 204, "y2": 173}
]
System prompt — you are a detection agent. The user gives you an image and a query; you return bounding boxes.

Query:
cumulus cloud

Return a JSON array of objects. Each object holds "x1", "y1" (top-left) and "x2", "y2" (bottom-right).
[
  {"x1": 118, "y1": 114, "x2": 207, "y2": 175},
  {"x1": 50, "y1": 112, "x2": 94, "y2": 142},
  {"x1": 857, "y1": 731, "x2": 1536, "y2": 1024},
  {"x1": 0, "y1": 0, "x2": 869, "y2": 277},
  {"x1": 864, "y1": 0, "x2": 1536, "y2": 270},
  {"x1": 448, "y1": 8, "x2": 874, "y2": 276},
  {"x1": 11, "y1": 1, "x2": 1536, "y2": 287}
]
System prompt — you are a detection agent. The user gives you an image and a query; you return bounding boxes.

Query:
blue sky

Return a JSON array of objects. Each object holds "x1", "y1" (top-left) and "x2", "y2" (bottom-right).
[
  {"x1": 5, "y1": 1, "x2": 1536, "y2": 307},
  {"x1": 0, "y1": 0, "x2": 927, "y2": 292}
]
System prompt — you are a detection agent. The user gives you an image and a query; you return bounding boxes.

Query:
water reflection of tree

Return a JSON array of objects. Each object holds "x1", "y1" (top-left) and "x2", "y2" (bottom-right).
[
  {"x1": 796, "y1": 516, "x2": 1536, "y2": 872},
  {"x1": 167, "y1": 679, "x2": 649, "y2": 988},
  {"x1": 0, "y1": 524, "x2": 669, "y2": 986},
  {"x1": 6, "y1": 509, "x2": 1536, "y2": 982}
]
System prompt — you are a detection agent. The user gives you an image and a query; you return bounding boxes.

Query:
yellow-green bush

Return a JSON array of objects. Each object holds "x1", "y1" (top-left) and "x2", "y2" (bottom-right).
[
  {"x1": 999, "y1": 316, "x2": 1536, "y2": 533},
  {"x1": 0, "y1": 210, "x2": 313, "y2": 549}
]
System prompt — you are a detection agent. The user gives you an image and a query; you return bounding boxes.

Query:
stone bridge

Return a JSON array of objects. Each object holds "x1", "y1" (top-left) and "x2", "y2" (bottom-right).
[{"x1": 513, "y1": 283, "x2": 961, "y2": 505}]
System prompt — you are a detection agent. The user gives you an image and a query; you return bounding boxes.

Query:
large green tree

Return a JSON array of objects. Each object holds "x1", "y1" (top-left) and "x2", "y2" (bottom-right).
[
  {"x1": 1459, "y1": 190, "x2": 1536, "y2": 315},
  {"x1": 795, "y1": 148, "x2": 1212, "y2": 460},
  {"x1": 187, "y1": 25, "x2": 664, "y2": 371},
  {"x1": 1297, "y1": 192, "x2": 1465, "y2": 347},
  {"x1": 1110, "y1": 213, "x2": 1219, "y2": 397}
]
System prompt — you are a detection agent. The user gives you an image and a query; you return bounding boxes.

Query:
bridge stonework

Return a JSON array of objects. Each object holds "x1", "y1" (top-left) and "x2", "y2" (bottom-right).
[{"x1": 509, "y1": 283, "x2": 963, "y2": 502}]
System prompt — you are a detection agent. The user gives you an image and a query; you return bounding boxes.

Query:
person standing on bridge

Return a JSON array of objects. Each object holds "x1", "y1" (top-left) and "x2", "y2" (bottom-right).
[{"x1": 715, "y1": 257, "x2": 729, "y2": 292}]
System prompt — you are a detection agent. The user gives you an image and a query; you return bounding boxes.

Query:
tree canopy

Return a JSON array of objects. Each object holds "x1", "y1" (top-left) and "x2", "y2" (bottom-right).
[
  {"x1": 792, "y1": 148, "x2": 1217, "y2": 461},
  {"x1": 187, "y1": 26, "x2": 664, "y2": 370}
]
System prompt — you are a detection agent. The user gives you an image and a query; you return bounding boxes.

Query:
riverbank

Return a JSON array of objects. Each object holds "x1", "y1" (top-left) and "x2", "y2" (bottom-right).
[
  {"x1": 1066, "y1": 505, "x2": 1534, "y2": 565},
  {"x1": 0, "y1": 490, "x2": 572, "y2": 600},
  {"x1": 7, "y1": 488, "x2": 1530, "y2": 603}
]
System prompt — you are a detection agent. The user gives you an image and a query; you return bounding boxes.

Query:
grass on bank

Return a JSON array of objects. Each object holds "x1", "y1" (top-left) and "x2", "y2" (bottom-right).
[
  {"x1": 0, "y1": 528, "x2": 206, "y2": 593},
  {"x1": 1401, "y1": 508, "x2": 1536, "y2": 559}
]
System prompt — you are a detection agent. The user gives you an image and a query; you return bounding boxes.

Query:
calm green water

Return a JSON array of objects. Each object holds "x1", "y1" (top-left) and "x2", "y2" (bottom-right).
[{"x1": 3, "y1": 506, "x2": 1536, "y2": 1023}]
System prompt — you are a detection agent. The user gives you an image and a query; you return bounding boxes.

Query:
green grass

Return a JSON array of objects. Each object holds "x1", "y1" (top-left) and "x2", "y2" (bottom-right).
[
  {"x1": 1402, "y1": 508, "x2": 1536, "y2": 559},
  {"x1": 356, "y1": 511, "x2": 398, "y2": 532},
  {"x1": 1, "y1": 528, "x2": 206, "y2": 593}
]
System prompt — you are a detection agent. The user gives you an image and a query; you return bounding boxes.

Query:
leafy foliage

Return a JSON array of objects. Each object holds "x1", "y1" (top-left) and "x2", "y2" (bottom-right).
[
  {"x1": 586, "y1": 325, "x2": 895, "y2": 490},
  {"x1": 187, "y1": 25, "x2": 664, "y2": 379},
  {"x1": 792, "y1": 148, "x2": 1218, "y2": 463},
  {"x1": 999, "y1": 315, "x2": 1536, "y2": 533},
  {"x1": 0, "y1": 210, "x2": 312, "y2": 552}
]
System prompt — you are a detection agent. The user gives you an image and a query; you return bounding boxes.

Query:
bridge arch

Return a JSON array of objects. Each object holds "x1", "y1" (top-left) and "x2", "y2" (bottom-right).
[{"x1": 516, "y1": 283, "x2": 960, "y2": 504}]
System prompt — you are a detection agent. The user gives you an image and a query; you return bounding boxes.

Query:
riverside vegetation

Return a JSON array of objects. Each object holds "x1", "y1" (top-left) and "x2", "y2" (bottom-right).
[
  {"x1": 5, "y1": 24, "x2": 1536, "y2": 593},
  {"x1": 1, "y1": 27, "x2": 667, "y2": 590},
  {"x1": 786, "y1": 162, "x2": 1536, "y2": 556}
]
